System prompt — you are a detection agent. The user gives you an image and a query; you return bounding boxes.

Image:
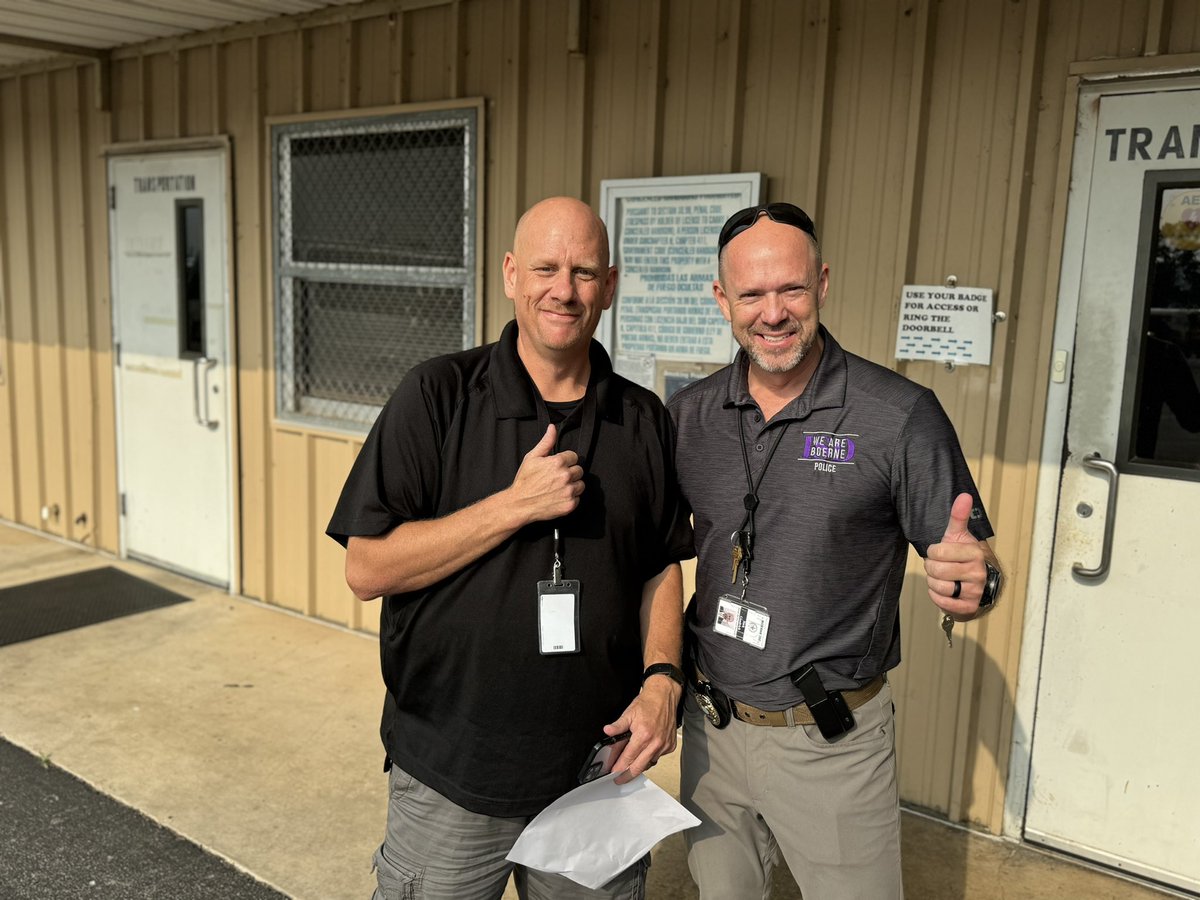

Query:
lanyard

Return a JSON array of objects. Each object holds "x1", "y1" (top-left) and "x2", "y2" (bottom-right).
[
  {"x1": 537, "y1": 390, "x2": 598, "y2": 469},
  {"x1": 733, "y1": 407, "x2": 790, "y2": 584},
  {"x1": 537, "y1": 389, "x2": 598, "y2": 580},
  {"x1": 552, "y1": 527, "x2": 563, "y2": 584}
]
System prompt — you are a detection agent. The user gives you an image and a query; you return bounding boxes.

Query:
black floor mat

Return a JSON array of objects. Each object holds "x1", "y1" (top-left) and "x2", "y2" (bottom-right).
[
  {"x1": 0, "y1": 738, "x2": 288, "y2": 900},
  {"x1": 0, "y1": 566, "x2": 190, "y2": 648}
]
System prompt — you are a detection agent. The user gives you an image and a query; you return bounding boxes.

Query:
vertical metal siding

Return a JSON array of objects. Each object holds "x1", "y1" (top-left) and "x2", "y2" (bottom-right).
[
  {"x1": 0, "y1": 65, "x2": 114, "y2": 546},
  {"x1": 224, "y1": 36, "x2": 271, "y2": 605},
  {"x1": 5, "y1": 0, "x2": 1200, "y2": 829}
]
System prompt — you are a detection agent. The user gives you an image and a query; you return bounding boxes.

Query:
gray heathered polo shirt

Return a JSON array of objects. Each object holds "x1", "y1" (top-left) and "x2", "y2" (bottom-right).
[{"x1": 668, "y1": 326, "x2": 993, "y2": 708}]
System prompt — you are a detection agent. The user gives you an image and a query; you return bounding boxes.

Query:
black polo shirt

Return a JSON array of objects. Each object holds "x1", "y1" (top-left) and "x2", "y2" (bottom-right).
[
  {"x1": 327, "y1": 320, "x2": 693, "y2": 816},
  {"x1": 668, "y1": 326, "x2": 992, "y2": 707}
]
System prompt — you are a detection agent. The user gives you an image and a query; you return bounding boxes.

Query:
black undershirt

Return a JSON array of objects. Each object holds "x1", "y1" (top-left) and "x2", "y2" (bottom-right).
[{"x1": 544, "y1": 399, "x2": 580, "y2": 423}]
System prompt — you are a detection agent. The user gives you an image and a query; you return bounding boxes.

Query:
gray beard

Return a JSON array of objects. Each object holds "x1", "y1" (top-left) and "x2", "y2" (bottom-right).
[{"x1": 740, "y1": 328, "x2": 816, "y2": 374}]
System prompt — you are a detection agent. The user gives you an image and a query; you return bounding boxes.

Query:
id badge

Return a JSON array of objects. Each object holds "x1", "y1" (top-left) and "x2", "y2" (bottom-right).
[
  {"x1": 537, "y1": 579, "x2": 581, "y2": 654},
  {"x1": 713, "y1": 593, "x2": 770, "y2": 650}
]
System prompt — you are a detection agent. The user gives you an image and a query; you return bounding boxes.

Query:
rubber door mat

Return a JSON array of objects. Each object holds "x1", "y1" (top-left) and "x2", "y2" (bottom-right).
[{"x1": 0, "y1": 566, "x2": 190, "y2": 647}]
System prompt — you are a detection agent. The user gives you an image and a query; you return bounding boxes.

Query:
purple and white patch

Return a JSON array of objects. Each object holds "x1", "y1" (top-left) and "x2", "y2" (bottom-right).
[{"x1": 801, "y1": 432, "x2": 857, "y2": 463}]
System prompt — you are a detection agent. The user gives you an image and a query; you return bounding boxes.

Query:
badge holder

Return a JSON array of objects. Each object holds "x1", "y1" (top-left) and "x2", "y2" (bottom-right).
[
  {"x1": 713, "y1": 593, "x2": 771, "y2": 649},
  {"x1": 538, "y1": 528, "x2": 581, "y2": 655},
  {"x1": 713, "y1": 529, "x2": 771, "y2": 650},
  {"x1": 692, "y1": 676, "x2": 732, "y2": 729}
]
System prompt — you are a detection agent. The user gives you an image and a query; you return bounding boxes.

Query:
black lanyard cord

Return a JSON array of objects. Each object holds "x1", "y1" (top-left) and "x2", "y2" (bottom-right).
[
  {"x1": 539, "y1": 389, "x2": 598, "y2": 584},
  {"x1": 735, "y1": 407, "x2": 790, "y2": 576}
]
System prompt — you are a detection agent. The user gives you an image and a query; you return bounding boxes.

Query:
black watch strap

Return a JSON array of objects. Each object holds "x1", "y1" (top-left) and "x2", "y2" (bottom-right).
[{"x1": 642, "y1": 663, "x2": 685, "y2": 686}]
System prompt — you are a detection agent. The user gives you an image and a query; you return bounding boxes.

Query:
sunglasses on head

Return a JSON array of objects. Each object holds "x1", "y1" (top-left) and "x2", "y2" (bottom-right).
[{"x1": 717, "y1": 202, "x2": 817, "y2": 253}]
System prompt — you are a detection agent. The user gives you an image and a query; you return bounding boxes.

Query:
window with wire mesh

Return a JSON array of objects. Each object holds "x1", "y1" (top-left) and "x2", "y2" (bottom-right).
[{"x1": 273, "y1": 109, "x2": 477, "y2": 429}]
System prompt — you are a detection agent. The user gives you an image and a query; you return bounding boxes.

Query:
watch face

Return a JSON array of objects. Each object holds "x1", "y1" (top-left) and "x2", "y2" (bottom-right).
[{"x1": 980, "y1": 562, "x2": 1002, "y2": 610}]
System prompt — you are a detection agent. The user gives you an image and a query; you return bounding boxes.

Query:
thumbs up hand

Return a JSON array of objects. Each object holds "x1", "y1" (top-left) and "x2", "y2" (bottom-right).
[
  {"x1": 507, "y1": 424, "x2": 585, "y2": 525},
  {"x1": 924, "y1": 492, "x2": 989, "y2": 619}
]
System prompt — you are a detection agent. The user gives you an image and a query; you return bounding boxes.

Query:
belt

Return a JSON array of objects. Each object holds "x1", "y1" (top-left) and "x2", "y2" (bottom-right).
[{"x1": 715, "y1": 673, "x2": 885, "y2": 728}]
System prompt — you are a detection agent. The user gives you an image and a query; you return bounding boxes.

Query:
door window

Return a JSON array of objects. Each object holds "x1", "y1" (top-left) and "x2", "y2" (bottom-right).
[
  {"x1": 1120, "y1": 171, "x2": 1200, "y2": 477},
  {"x1": 177, "y1": 199, "x2": 205, "y2": 358}
]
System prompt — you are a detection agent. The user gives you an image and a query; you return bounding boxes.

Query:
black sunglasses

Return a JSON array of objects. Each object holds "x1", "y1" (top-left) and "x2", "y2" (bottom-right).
[{"x1": 717, "y1": 202, "x2": 817, "y2": 253}]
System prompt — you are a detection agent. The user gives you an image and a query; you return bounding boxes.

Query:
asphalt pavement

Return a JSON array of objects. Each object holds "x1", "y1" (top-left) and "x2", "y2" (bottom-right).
[{"x1": 0, "y1": 737, "x2": 286, "y2": 900}]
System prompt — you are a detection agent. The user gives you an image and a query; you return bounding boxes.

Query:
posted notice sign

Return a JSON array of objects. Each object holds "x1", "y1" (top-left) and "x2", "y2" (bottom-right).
[
  {"x1": 599, "y1": 173, "x2": 761, "y2": 371},
  {"x1": 893, "y1": 285, "x2": 994, "y2": 365}
]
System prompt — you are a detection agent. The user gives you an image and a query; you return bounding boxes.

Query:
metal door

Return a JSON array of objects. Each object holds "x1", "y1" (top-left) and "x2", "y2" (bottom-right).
[
  {"x1": 109, "y1": 150, "x2": 233, "y2": 587},
  {"x1": 1026, "y1": 82, "x2": 1200, "y2": 892}
]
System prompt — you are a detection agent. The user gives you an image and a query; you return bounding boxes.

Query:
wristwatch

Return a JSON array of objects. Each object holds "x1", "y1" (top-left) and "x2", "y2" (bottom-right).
[
  {"x1": 978, "y1": 562, "x2": 1003, "y2": 612},
  {"x1": 642, "y1": 663, "x2": 685, "y2": 686}
]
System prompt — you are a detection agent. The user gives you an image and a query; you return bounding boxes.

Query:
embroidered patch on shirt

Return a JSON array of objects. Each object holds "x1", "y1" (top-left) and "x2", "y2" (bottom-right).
[
  {"x1": 801, "y1": 432, "x2": 858, "y2": 463},
  {"x1": 800, "y1": 432, "x2": 857, "y2": 474}
]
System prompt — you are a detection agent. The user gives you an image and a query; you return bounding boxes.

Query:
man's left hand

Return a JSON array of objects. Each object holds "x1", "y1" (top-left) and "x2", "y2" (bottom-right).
[
  {"x1": 602, "y1": 675, "x2": 682, "y2": 784},
  {"x1": 924, "y1": 492, "x2": 990, "y2": 622}
]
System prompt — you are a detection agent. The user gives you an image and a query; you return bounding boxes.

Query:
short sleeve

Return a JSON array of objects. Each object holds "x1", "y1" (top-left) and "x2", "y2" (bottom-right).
[
  {"x1": 655, "y1": 411, "x2": 696, "y2": 572},
  {"x1": 325, "y1": 369, "x2": 448, "y2": 547},
  {"x1": 892, "y1": 390, "x2": 994, "y2": 556}
]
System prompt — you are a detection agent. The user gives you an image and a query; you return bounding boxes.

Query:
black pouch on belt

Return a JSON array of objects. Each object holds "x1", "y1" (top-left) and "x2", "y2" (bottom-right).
[{"x1": 790, "y1": 663, "x2": 856, "y2": 742}]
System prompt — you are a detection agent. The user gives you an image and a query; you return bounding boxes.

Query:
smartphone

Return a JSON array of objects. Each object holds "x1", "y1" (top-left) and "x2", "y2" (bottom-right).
[{"x1": 577, "y1": 731, "x2": 632, "y2": 784}]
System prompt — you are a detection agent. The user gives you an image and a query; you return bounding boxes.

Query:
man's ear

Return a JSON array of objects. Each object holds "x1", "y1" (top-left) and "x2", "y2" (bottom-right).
[
  {"x1": 817, "y1": 263, "x2": 830, "y2": 310},
  {"x1": 601, "y1": 266, "x2": 617, "y2": 311},
  {"x1": 713, "y1": 280, "x2": 733, "y2": 323},
  {"x1": 502, "y1": 252, "x2": 517, "y2": 300}
]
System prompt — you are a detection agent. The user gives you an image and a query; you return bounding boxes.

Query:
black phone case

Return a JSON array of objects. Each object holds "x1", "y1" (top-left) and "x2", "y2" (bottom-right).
[
  {"x1": 792, "y1": 663, "x2": 856, "y2": 741},
  {"x1": 577, "y1": 731, "x2": 631, "y2": 783}
]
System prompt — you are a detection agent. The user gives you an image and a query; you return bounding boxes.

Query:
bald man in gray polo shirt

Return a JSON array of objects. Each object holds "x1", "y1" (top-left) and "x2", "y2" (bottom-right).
[{"x1": 668, "y1": 203, "x2": 1003, "y2": 899}]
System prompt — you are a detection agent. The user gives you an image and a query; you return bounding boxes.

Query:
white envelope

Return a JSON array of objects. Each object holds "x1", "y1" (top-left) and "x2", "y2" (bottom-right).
[{"x1": 506, "y1": 772, "x2": 700, "y2": 890}]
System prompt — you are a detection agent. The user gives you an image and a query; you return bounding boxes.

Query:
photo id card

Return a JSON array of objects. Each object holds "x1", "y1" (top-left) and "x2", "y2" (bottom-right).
[
  {"x1": 537, "y1": 579, "x2": 581, "y2": 655},
  {"x1": 713, "y1": 594, "x2": 770, "y2": 650}
]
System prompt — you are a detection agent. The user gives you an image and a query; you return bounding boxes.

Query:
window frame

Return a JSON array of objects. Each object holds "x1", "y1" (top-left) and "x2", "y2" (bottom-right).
[
  {"x1": 1117, "y1": 168, "x2": 1200, "y2": 481},
  {"x1": 270, "y1": 103, "x2": 482, "y2": 432}
]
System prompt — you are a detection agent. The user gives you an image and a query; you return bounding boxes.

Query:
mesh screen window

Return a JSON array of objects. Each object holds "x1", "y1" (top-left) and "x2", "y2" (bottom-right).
[{"x1": 273, "y1": 109, "x2": 477, "y2": 429}]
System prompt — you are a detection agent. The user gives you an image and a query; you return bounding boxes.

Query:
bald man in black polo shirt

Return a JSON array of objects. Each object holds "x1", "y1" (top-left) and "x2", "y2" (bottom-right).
[
  {"x1": 328, "y1": 197, "x2": 693, "y2": 899},
  {"x1": 668, "y1": 203, "x2": 1003, "y2": 899}
]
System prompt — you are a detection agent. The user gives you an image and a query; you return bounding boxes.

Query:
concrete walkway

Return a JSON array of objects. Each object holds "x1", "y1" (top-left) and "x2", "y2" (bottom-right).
[{"x1": 0, "y1": 522, "x2": 1178, "y2": 900}]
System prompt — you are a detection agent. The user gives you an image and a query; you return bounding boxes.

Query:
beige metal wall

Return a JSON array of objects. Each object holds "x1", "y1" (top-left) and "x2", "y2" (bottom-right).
[
  {"x1": 3, "y1": 0, "x2": 1200, "y2": 832},
  {"x1": 0, "y1": 64, "x2": 115, "y2": 548}
]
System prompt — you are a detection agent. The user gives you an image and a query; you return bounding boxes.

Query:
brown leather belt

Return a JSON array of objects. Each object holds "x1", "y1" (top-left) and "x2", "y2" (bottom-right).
[{"x1": 726, "y1": 675, "x2": 885, "y2": 728}]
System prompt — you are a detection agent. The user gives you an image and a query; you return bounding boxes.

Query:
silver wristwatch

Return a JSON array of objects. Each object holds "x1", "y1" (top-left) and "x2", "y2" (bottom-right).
[{"x1": 978, "y1": 561, "x2": 1003, "y2": 612}]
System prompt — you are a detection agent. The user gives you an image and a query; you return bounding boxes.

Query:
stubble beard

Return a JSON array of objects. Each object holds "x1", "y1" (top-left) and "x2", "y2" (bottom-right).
[{"x1": 738, "y1": 321, "x2": 817, "y2": 375}]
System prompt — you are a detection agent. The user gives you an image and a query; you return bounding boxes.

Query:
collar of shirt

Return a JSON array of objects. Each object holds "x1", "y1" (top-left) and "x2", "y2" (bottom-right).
[
  {"x1": 489, "y1": 319, "x2": 622, "y2": 424},
  {"x1": 721, "y1": 324, "x2": 849, "y2": 421}
]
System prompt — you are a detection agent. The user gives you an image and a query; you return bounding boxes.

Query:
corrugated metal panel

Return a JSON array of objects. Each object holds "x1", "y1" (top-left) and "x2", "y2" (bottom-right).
[
  {"x1": 0, "y1": 0, "x2": 362, "y2": 69},
  {"x1": 5, "y1": 0, "x2": 1200, "y2": 833}
]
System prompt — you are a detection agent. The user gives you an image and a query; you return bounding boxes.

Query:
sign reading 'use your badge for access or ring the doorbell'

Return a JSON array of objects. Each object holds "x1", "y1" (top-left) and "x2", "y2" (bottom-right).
[{"x1": 894, "y1": 285, "x2": 994, "y2": 366}]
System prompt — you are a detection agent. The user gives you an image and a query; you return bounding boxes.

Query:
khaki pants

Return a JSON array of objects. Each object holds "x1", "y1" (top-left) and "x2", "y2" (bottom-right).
[{"x1": 680, "y1": 681, "x2": 902, "y2": 900}]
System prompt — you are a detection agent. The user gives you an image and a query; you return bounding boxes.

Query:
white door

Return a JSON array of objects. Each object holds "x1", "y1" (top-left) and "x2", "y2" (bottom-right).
[
  {"x1": 1026, "y1": 82, "x2": 1200, "y2": 892},
  {"x1": 109, "y1": 150, "x2": 233, "y2": 588}
]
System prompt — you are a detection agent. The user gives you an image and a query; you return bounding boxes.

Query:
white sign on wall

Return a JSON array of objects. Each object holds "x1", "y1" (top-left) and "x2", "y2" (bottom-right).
[
  {"x1": 599, "y1": 174, "x2": 762, "y2": 374},
  {"x1": 893, "y1": 284, "x2": 994, "y2": 365}
]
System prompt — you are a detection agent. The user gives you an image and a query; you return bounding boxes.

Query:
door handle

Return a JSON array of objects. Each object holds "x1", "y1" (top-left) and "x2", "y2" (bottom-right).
[
  {"x1": 193, "y1": 356, "x2": 218, "y2": 429},
  {"x1": 1071, "y1": 454, "x2": 1118, "y2": 578}
]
